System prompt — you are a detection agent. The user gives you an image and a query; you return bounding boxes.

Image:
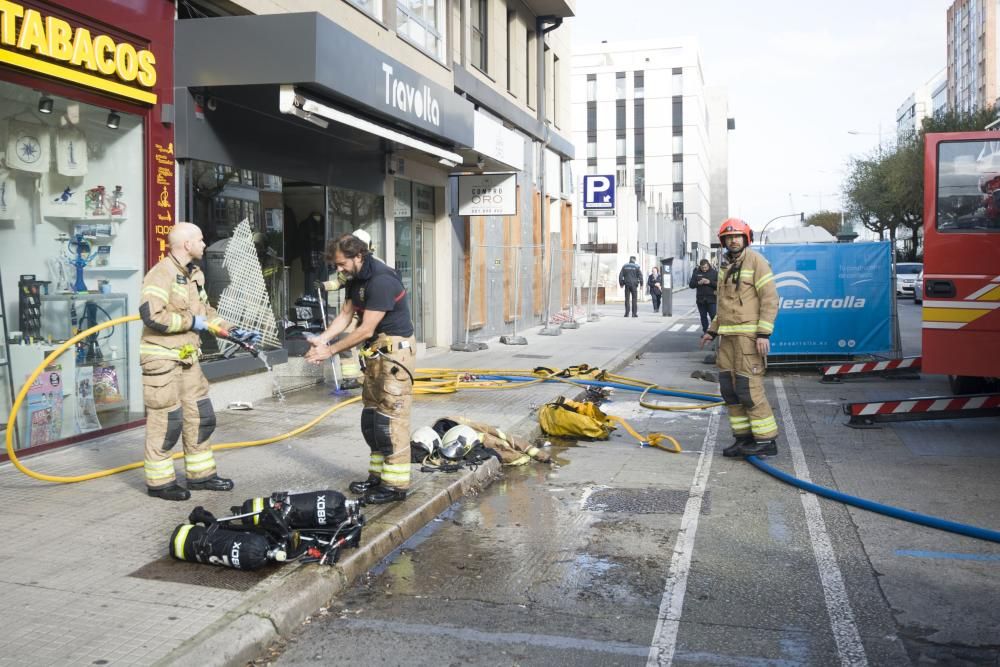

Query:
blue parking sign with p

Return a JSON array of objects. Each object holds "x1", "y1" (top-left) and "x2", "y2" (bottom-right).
[{"x1": 583, "y1": 175, "x2": 615, "y2": 211}]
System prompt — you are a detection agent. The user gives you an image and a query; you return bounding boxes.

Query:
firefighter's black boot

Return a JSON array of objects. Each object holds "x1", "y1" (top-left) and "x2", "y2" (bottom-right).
[
  {"x1": 349, "y1": 474, "x2": 381, "y2": 495},
  {"x1": 739, "y1": 439, "x2": 778, "y2": 457},
  {"x1": 362, "y1": 486, "x2": 407, "y2": 505},
  {"x1": 187, "y1": 475, "x2": 235, "y2": 491},
  {"x1": 723, "y1": 436, "x2": 753, "y2": 458},
  {"x1": 148, "y1": 483, "x2": 191, "y2": 501}
]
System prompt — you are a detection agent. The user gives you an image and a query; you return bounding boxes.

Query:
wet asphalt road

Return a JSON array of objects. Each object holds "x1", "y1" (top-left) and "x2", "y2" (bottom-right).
[{"x1": 262, "y1": 300, "x2": 999, "y2": 666}]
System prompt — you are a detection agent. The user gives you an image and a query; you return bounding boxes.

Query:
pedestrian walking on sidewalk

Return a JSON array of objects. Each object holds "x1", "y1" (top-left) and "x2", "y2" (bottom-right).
[
  {"x1": 306, "y1": 233, "x2": 415, "y2": 505},
  {"x1": 139, "y1": 222, "x2": 262, "y2": 500},
  {"x1": 619, "y1": 255, "x2": 642, "y2": 317},
  {"x1": 689, "y1": 259, "x2": 718, "y2": 333},
  {"x1": 699, "y1": 219, "x2": 780, "y2": 458},
  {"x1": 647, "y1": 266, "x2": 662, "y2": 312}
]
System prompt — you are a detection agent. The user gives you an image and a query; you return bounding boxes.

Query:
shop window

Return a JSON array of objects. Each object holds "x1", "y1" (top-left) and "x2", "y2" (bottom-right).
[
  {"x1": 397, "y1": 0, "x2": 446, "y2": 62},
  {"x1": 0, "y1": 80, "x2": 145, "y2": 451}
]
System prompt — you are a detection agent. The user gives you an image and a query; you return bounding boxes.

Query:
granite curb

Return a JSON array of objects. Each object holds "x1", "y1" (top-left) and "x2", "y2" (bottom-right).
[
  {"x1": 154, "y1": 305, "x2": 695, "y2": 666},
  {"x1": 154, "y1": 458, "x2": 501, "y2": 667}
]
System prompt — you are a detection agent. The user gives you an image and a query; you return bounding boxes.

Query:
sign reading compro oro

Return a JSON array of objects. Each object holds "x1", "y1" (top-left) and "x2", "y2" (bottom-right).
[
  {"x1": 0, "y1": 1, "x2": 158, "y2": 104},
  {"x1": 458, "y1": 173, "x2": 517, "y2": 216}
]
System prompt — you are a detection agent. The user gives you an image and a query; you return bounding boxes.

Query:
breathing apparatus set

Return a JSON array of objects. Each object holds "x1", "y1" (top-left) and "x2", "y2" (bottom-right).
[{"x1": 170, "y1": 489, "x2": 365, "y2": 571}]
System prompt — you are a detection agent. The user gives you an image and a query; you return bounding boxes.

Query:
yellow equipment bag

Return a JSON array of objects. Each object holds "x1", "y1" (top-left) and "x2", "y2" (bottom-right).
[
  {"x1": 538, "y1": 397, "x2": 615, "y2": 440},
  {"x1": 538, "y1": 396, "x2": 682, "y2": 453}
]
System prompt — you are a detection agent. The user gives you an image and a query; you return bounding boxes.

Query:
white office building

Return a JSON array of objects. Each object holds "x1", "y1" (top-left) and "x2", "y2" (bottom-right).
[
  {"x1": 571, "y1": 39, "x2": 730, "y2": 300},
  {"x1": 896, "y1": 68, "x2": 947, "y2": 139}
]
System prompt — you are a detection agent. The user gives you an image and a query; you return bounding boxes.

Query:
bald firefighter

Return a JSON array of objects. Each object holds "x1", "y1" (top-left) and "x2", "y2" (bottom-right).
[
  {"x1": 699, "y1": 218, "x2": 780, "y2": 457},
  {"x1": 306, "y1": 233, "x2": 415, "y2": 504},
  {"x1": 139, "y1": 222, "x2": 262, "y2": 500}
]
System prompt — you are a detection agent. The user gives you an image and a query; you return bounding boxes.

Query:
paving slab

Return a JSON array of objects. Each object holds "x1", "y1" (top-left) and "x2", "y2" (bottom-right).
[{"x1": 0, "y1": 295, "x2": 696, "y2": 666}]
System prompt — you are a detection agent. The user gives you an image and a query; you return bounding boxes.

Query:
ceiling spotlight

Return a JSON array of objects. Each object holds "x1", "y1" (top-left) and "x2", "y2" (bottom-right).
[
  {"x1": 38, "y1": 95, "x2": 53, "y2": 114},
  {"x1": 106, "y1": 111, "x2": 120, "y2": 130}
]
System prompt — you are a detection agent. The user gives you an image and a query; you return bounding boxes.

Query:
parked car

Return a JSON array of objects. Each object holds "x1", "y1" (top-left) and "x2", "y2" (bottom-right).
[
  {"x1": 913, "y1": 269, "x2": 924, "y2": 304},
  {"x1": 896, "y1": 262, "x2": 923, "y2": 296}
]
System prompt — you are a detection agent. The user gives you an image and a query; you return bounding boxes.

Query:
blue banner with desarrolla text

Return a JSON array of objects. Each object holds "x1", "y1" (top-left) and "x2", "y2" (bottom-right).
[{"x1": 756, "y1": 241, "x2": 893, "y2": 356}]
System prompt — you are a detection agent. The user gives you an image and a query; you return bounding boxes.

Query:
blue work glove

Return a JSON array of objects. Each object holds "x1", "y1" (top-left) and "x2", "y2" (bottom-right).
[
  {"x1": 228, "y1": 328, "x2": 262, "y2": 346},
  {"x1": 191, "y1": 315, "x2": 207, "y2": 332}
]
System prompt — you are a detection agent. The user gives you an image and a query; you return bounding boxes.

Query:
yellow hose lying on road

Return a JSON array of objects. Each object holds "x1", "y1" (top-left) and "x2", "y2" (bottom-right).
[{"x1": 4, "y1": 316, "x2": 721, "y2": 484}]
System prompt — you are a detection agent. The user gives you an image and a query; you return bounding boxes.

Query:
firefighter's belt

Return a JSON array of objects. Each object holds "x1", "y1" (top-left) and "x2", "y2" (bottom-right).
[
  {"x1": 140, "y1": 342, "x2": 199, "y2": 360},
  {"x1": 360, "y1": 334, "x2": 411, "y2": 358}
]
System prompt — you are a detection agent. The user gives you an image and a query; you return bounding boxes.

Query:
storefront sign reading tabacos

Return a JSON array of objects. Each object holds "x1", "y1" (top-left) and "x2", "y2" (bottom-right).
[{"x1": 0, "y1": 1, "x2": 157, "y2": 104}]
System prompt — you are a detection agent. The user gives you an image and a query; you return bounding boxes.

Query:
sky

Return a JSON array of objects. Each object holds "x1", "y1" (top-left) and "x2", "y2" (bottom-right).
[{"x1": 570, "y1": 0, "x2": 953, "y2": 232}]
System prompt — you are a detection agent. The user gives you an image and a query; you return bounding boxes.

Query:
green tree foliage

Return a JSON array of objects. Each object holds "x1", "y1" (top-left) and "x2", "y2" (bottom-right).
[
  {"x1": 843, "y1": 105, "x2": 997, "y2": 260},
  {"x1": 804, "y1": 210, "x2": 843, "y2": 236}
]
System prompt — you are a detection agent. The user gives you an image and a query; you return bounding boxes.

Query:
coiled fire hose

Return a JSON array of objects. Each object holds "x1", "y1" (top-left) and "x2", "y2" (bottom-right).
[{"x1": 5, "y1": 317, "x2": 721, "y2": 484}]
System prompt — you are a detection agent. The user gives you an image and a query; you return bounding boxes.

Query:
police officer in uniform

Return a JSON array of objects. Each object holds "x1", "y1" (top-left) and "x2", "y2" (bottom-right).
[
  {"x1": 139, "y1": 222, "x2": 262, "y2": 500},
  {"x1": 619, "y1": 255, "x2": 642, "y2": 317},
  {"x1": 306, "y1": 233, "x2": 415, "y2": 504}
]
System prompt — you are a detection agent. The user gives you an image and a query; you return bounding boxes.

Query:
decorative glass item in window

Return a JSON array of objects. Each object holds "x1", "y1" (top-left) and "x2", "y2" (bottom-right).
[
  {"x1": 109, "y1": 185, "x2": 126, "y2": 217},
  {"x1": 85, "y1": 185, "x2": 107, "y2": 217}
]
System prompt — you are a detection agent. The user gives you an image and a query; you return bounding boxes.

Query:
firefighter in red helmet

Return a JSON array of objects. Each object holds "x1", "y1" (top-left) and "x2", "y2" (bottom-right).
[{"x1": 699, "y1": 218, "x2": 780, "y2": 457}]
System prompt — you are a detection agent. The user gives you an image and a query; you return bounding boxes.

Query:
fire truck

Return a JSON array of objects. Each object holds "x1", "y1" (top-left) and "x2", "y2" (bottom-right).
[
  {"x1": 837, "y1": 131, "x2": 1000, "y2": 426},
  {"x1": 923, "y1": 131, "x2": 1000, "y2": 394}
]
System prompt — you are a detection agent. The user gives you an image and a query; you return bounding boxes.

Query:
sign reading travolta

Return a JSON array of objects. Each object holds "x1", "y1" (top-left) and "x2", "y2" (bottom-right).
[{"x1": 458, "y1": 173, "x2": 516, "y2": 216}]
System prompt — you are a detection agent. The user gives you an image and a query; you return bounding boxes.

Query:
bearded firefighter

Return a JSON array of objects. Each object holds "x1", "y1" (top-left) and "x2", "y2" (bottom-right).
[
  {"x1": 305, "y1": 233, "x2": 415, "y2": 504},
  {"x1": 699, "y1": 218, "x2": 780, "y2": 457},
  {"x1": 139, "y1": 222, "x2": 262, "y2": 500}
]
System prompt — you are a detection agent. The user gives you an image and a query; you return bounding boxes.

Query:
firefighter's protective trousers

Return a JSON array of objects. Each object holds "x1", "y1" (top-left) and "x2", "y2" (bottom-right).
[
  {"x1": 716, "y1": 335, "x2": 778, "y2": 441},
  {"x1": 361, "y1": 335, "x2": 416, "y2": 490},
  {"x1": 142, "y1": 357, "x2": 219, "y2": 489}
]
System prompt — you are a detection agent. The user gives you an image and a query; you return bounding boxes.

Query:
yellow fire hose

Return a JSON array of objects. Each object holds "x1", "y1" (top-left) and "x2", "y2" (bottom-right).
[{"x1": 4, "y1": 316, "x2": 722, "y2": 484}]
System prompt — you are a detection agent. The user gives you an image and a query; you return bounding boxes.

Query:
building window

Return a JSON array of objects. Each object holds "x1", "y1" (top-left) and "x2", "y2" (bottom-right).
[
  {"x1": 588, "y1": 217, "x2": 598, "y2": 244},
  {"x1": 471, "y1": 0, "x2": 488, "y2": 72},
  {"x1": 553, "y1": 54, "x2": 560, "y2": 126},
  {"x1": 616, "y1": 166, "x2": 628, "y2": 186},
  {"x1": 586, "y1": 103, "x2": 596, "y2": 131},
  {"x1": 347, "y1": 0, "x2": 383, "y2": 21},
  {"x1": 634, "y1": 165, "x2": 645, "y2": 200},
  {"x1": 672, "y1": 95, "x2": 683, "y2": 135},
  {"x1": 615, "y1": 71, "x2": 626, "y2": 99},
  {"x1": 526, "y1": 29, "x2": 535, "y2": 108},
  {"x1": 672, "y1": 67, "x2": 683, "y2": 94},
  {"x1": 397, "y1": 0, "x2": 445, "y2": 61},
  {"x1": 672, "y1": 160, "x2": 683, "y2": 183},
  {"x1": 672, "y1": 135, "x2": 683, "y2": 153},
  {"x1": 616, "y1": 137, "x2": 626, "y2": 159},
  {"x1": 587, "y1": 139, "x2": 597, "y2": 159},
  {"x1": 506, "y1": 9, "x2": 515, "y2": 93},
  {"x1": 586, "y1": 73, "x2": 596, "y2": 102}
]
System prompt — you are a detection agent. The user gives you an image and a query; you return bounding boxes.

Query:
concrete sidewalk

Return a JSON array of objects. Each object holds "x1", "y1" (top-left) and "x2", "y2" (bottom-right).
[{"x1": 0, "y1": 291, "x2": 697, "y2": 667}]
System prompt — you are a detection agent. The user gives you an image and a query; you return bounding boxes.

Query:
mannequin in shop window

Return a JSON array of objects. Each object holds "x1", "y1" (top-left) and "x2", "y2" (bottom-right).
[{"x1": 298, "y1": 211, "x2": 327, "y2": 293}]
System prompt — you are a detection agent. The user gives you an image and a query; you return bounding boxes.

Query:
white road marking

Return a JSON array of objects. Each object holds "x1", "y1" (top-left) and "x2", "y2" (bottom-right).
[
  {"x1": 669, "y1": 323, "x2": 684, "y2": 332},
  {"x1": 686, "y1": 324, "x2": 700, "y2": 332},
  {"x1": 646, "y1": 410, "x2": 719, "y2": 666},
  {"x1": 774, "y1": 377, "x2": 869, "y2": 666}
]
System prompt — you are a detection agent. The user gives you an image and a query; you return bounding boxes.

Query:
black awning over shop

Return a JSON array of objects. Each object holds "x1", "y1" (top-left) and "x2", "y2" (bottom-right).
[{"x1": 175, "y1": 12, "x2": 475, "y2": 158}]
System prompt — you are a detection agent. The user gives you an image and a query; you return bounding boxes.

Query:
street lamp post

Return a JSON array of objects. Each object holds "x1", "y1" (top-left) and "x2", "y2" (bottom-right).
[{"x1": 759, "y1": 212, "x2": 804, "y2": 243}]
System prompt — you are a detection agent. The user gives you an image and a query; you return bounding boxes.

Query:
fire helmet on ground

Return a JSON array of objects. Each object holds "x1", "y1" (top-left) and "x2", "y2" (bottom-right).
[
  {"x1": 440, "y1": 424, "x2": 482, "y2": 460},
  {"x1": 410, "y1": 426, "x2": 442, "y2": 458}
]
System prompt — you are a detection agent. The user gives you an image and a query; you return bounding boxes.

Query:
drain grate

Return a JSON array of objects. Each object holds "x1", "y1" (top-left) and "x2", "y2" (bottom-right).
[
  {"x1": 513, "y1": 354, "x2": 553, "y2": 359},
  {"x1": 128, "y1": 556, "x2": 280, "y2": 591},
  {"x1": 583, "y1": 487, "x2": 711, "y2": 515}
]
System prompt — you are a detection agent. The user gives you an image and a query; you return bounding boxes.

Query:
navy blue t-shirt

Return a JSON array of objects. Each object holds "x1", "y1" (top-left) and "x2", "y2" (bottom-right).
[{"x1": 347, "y1": 256, "x2": 414, "y2": 338}]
